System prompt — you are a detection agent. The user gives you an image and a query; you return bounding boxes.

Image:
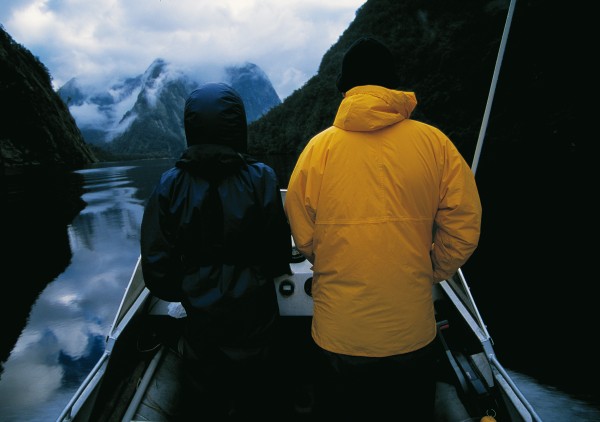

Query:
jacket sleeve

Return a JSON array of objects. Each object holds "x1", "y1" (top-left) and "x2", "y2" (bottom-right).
[
  {"x1": 431, "y1": 140, "x2": 482, "y2": 282},
  {"x1": 140, "y1": 185, "x2": 184, "y2": 302},
  {"x1": 259, "y1": 167, "x2": 292, "y2": 278}
]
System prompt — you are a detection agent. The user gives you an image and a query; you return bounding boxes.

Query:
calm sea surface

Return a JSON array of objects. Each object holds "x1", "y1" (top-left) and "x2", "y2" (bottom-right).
[{"x1": 0, "y1": 158, "x2": 598, "y2": 421}]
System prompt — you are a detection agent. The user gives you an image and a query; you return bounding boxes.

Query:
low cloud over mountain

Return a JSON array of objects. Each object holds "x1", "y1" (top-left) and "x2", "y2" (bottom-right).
[{"x1": 58, "y1": 59, "x2": 281, "y2": 158}]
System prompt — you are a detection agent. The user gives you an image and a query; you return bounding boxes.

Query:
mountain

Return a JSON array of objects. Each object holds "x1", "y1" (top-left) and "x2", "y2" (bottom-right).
[
  {"x1": 58, "y1": 59, "x2": 281, "y2": 159},
  {"x1": 0, "y1": 26, "x2": 97, "y2": 174}
]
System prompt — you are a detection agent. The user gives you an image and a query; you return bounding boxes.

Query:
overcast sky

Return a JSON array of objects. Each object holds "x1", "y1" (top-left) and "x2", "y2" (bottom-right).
[{"x1": 0, "y1": 0, "x2": 366, "y2": 100}]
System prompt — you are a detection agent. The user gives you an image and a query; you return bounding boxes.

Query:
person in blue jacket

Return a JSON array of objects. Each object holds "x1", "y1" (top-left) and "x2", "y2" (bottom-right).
[{"x1": 140, "y1": 82, "x2": 291, "y2": 418}]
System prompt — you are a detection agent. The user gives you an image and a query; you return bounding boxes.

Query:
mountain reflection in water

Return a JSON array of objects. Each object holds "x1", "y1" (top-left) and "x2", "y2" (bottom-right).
[{"x1": 0, "y1": 158, "x2": 598, "y2": 422}]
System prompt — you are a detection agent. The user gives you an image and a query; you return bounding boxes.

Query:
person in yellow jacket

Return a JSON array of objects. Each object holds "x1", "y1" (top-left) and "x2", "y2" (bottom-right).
[{"x1": 284, "y1": 36, "x2": 482, "y2": 421}]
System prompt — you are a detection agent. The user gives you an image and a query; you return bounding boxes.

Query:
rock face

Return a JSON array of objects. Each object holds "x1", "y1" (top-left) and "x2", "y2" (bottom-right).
[
  {"x1": 0, "y1": 26, "x2": 97, "y2": 174},
  {"x1": 58, "y1": 59, "x2": 281, "y2": 159}
]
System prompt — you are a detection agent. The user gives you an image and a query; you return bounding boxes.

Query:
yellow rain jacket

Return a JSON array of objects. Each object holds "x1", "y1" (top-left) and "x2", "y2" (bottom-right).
[{"x1": 285, "y1": 85, "x2": 482, "y2": 357}]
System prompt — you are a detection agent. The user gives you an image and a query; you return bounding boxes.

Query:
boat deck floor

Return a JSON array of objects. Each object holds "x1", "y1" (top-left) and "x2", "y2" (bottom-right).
[
  {"x1": 131, "y1": 346, "x2": 470, "y2": 421},
  {"x1": 104, "y1": 315, "x2": 473, "y2": 421}
]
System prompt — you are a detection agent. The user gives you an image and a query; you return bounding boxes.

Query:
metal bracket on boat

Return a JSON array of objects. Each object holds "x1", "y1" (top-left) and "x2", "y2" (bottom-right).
[{"x1": 274, "y1": 257, "x2": 314, "y2": 317}]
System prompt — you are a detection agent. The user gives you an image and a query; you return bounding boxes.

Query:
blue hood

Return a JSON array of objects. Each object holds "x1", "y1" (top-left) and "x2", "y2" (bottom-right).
[{"x1": 183, "y1": 82, "x2": 248, "y2": 153}]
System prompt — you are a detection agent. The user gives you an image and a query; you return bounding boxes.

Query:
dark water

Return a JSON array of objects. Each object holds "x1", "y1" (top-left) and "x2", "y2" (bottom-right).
[
  {"x1": 0, "y1": 159, "x2": 174, "y2": 422},
  {"x1": 0, "y1": 157, "x2": 598, "y2": 421}
]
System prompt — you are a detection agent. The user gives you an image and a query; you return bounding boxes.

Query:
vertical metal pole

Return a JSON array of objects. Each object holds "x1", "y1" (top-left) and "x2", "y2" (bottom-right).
[{"x1": 471, "y1": 0, "x2": 517, "y2": 175}]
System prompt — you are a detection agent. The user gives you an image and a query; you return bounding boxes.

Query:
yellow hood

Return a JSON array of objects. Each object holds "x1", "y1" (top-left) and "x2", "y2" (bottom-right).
[{"x1": 334, "y1": 85, "x2": 417, "y2": 132}]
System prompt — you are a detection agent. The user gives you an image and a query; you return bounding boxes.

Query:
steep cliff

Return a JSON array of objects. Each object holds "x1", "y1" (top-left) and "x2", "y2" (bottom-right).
[{"x1": 0, "y1": 25, "x2": 97, "y2": 174}]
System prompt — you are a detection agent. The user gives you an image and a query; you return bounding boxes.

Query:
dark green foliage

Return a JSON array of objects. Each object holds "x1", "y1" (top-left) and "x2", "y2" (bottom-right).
[{"x1": 0, "y1": 25, "x2": 98, "y2": 173}]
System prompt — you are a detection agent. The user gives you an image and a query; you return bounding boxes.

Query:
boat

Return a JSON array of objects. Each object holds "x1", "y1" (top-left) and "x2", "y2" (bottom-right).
[
  {"x1": 56, "y1": 205, "x2": 542, "y2": 421},
  {"x1": 57, "y1": 0, "x2": 543, "y2": 419}
]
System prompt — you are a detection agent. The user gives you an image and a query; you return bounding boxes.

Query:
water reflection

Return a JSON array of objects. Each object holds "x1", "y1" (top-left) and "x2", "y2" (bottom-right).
[
  {"x1": 0, "y1": 159, "x2": 173, "y2": 421},
  {"x1": 0, "y1": 158, "x2": 599, "y2": 421},
  {"x1": 511, "y1": 371, "x2": 600, "y2": 422},
  {"x1": 1, "y1": 170, "x2": 85, "y2": 369}
]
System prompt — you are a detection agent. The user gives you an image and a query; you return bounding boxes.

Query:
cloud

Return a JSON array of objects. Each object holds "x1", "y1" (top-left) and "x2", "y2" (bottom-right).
[
  {"x1": 0, "y1": 0, "x2": 365, "y2": 99},
  {"x1": 69, "y1": 101, "x2": 111, "y2": 129}
]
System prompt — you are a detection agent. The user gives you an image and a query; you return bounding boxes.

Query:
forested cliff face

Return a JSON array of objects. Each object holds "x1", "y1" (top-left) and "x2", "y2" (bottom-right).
[
  {"x1": 247, "y1": 0, "x2": 576, "y2": 186},
  {"x1": 248, "y1": 0, "x2": 511, "y2": 158},
  {"x1": 0, "y1": 25, "x2": 97, "y2": 174}
]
